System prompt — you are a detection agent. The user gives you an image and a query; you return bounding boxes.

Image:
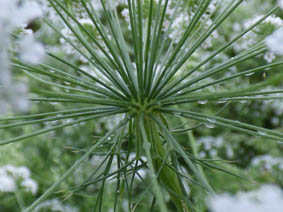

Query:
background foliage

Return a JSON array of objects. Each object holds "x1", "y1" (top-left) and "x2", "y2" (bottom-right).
[{"x1": 1, "y1": 0, "x2": 283, "y2": 211}]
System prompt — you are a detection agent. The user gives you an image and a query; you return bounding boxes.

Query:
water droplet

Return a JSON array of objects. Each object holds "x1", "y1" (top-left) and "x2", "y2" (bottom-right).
[
  {"x1": 65, "y1": 89, "x2": 70, "y2": 93},
  {"x1": 64, "y1": 81, "x2": 71, "y2": 85},
  {"x1": 264, "y1": 68, "x2": 271, "y2": 71},
  {"x1": 257, "y1": 130, "x2": 267, "y2": 136},
  {"x1": 198, "y1": 100, "x2": 208, "y2": 105},
  {"x1": 50, "y1": 70, "x2": 55, "y2": 73},
  {"x1": 205, "y1": 122, "x2": 215, "y2": 129},
  {"x1": 245, "y1": 72, "x2": 255, "y2": 76},
  {"x1": 217, "y1": 99, "x2": 228, "y2": 104},
  {"x1": 240, "y1": 100, "x2": 247, "y2": 104},
  {"x1": 65, "y1": 119, "x2": 72, "y2": 123},
  {"x1": 50, "y1": 102, "x2": 58, "y2": 105},
  {"x1": 174, "y1": 112, "x2": 182, "y2": 116},
  {"x1": 51, "y1": 120, "x2": 59, "y2": 125},
  {"x1": 207, "y1": 118, "x2": 216, "y2": 123}
]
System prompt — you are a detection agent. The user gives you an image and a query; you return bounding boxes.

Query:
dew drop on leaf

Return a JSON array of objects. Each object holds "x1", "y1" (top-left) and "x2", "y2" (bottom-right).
[
  {"x1": 217, "y1": 99, "x2": 227, "y2": 104},
  {"x1": 205, "y1": 122, "x2": 215, "y2": 129},
  {"x1": 245, "y1": 72, "x2": 255, "y2": 76},
  {"x1": 198, "y1": 100, "x2": 208, "y2": 105},
  {"x1": 207, "y1": 118, "x2": 216, "y2": 123},
  {"x1": 257, "y1": 130, "x2": 267, "y2": 136},
  {"x1": 64, "y1": 81, "x2": 71, "y2": 85},
  {"x1": 174, "y1": 112, "x2": 182, "y2": 116}
]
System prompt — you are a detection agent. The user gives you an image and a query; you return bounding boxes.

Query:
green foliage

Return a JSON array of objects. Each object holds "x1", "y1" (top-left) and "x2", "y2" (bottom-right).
[{"x1": 1, "y1": 0, "x2": 283, "y2": 211}]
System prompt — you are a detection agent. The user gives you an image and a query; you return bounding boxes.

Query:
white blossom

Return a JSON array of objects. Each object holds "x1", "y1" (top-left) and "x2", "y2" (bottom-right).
[
  {"x1": 8, "y1": 165, "x2": 31, "y2": 179},
  {"x1": 0, "y1": 174, "x2": 16, "y2": 192},
  {"x1": 21, "y1": 178, "x2": 38, "y2": 195},
  {"x1": 0, "y1": 0, "x2": 42, "y2": 33},
  {"x1": 266, "y1": 28, "x2": 283, "y2": 54},
  {"x1": 279, "y1": 0, "x2": 283, "y2": 9},
  {"x1": 0, "y1": 165, "x2": 38, "y2": 195},
  {"x1": 208, "y1": 185, "x2": 283, "y2": 212},
  {"x1": 19, "y1": 34, "x2": 45, "y2": 64},
  {"x1": 244, "y1": 15, "x2": 283, "y2": 29},
  {"x1": 0, "y1": 83, "x2": 30, "y2": 113},
  {"x1": 0, "y1": 0, "x2": 43, "y2": 114},
  {"x1": 34, "y1": 199, "x2": 78, "y2": 212},
  {"x1": 251, "y1": 155, "x2": 283, "y2": 171},
  {"x1": 263, "y1": 51, "x2": 276, "y2": 63}
]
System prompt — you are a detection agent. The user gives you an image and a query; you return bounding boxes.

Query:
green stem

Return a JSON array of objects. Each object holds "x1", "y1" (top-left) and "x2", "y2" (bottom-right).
[
  {"x1": 188, "y1": 131, "x2": 210, "y2": 192},
  {"x1": 15, "y1": 186, "x2": 25, "y2": 211},
  {"x1": 143, "y1": 114, "x2": 187, "y2": 212},
  {"x1": 139, "y1": 114, "x2": 168, "y2": 212}
]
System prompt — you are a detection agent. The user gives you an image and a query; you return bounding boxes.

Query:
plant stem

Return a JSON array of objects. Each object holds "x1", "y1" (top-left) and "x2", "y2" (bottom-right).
[{"x1": 144, "y1": 114, "x2": 187, "y2": 212}]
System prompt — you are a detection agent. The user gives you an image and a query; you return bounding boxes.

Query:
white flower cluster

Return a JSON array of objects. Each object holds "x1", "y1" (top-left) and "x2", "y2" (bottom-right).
[
  {"x1": 34, "y1": 198, "x2": 78, "y2": 212},
  {"x1": 260, "y1": 88, "x2": 283, "y2": 117},
  {"x1": 208, "y1": 184, "x2": 283, "y2": 212},
  {"x1": 0, "y1": 165, "x2": 38, "y2": 195},
  {"x1": 0, "y1": 83, "x2": 30, "y2": 114},
  {"x1": 0, "y1": 0, "x2": 44, "y2": 114},
  {"x1": 266, "y1": 28, "x2": 283, "y2": 55},
  {"x1": 234, "y1": 14, "x2": 283, "y2": 63},
  {"x1": 198, "y1": 136, "x2": 223, "y2": 158},
  {"x1": 197, "y1": 136, "x2": 234, "y2": 158},
  {"x1": 251, "y1": 155, "x2": 283, "y2": 171},
  {"x1": 165, "y1": 0, "x2": 221, "y2": 44},
  {"x1": 230, "y1": 0, "x2": 283, "y2": 63}
]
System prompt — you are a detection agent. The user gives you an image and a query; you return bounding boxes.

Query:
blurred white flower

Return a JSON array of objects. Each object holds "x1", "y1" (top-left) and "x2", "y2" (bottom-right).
[
  {"x1": 0, "y1": 174, "x2": 16, "y2": 192},
  {"x1": 91, "y1": 0, "x2": 103, "y2": 11},
  {"x1": 279, "y1": 0, "x2": 283, "y2": 9},
  {"x1": 0, "y1": 83, "x2": 30, "y2": 113},
  {"x1": 266, "y1": 28, "x2": 283, "y2": 54},
  {"x1": 79, "y1": 18, "x2": 93, "y2": 25},
  {"x1": 0, "y1": 0, "x2": 42, "y2": 33},
  {"x1": 208, "y1": 185, "x2": 283, "y2": 212},
  {"x1": 0, "y1": 165, "x2": 38, "y2": 195},
  {"x1": 251, "y1": 155, "x2": 283, "y2": 171},
  {"x1": 263, "y1": 51, "x2": 276, "y2": 63},
  {"x1": 21, "y1": 178, "x2": 38, "y2": 195},
  {"x1": 19, "y1": 34, "x2": 45, "y2": 64},
  {"x1": 6, "y1": 165, "x2": 31, "y2": 179},
  {"x1": 34, "y1": 199, "x2": 78, "y2": 212},
  {"x1": 0, "y1": 0, "x2": 43, "y2": 114},
  {"x1": 0, "y1": 48, "x2": 11, "y2": 85},
  {"x1": 244, "y1": 15, "x2": 283, "y2": 29}
]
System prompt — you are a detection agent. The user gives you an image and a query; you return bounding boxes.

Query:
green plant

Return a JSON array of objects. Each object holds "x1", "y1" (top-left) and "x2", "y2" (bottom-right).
[{"x1": 1, "y1": 0, "x2": 283, "y2": 211}]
